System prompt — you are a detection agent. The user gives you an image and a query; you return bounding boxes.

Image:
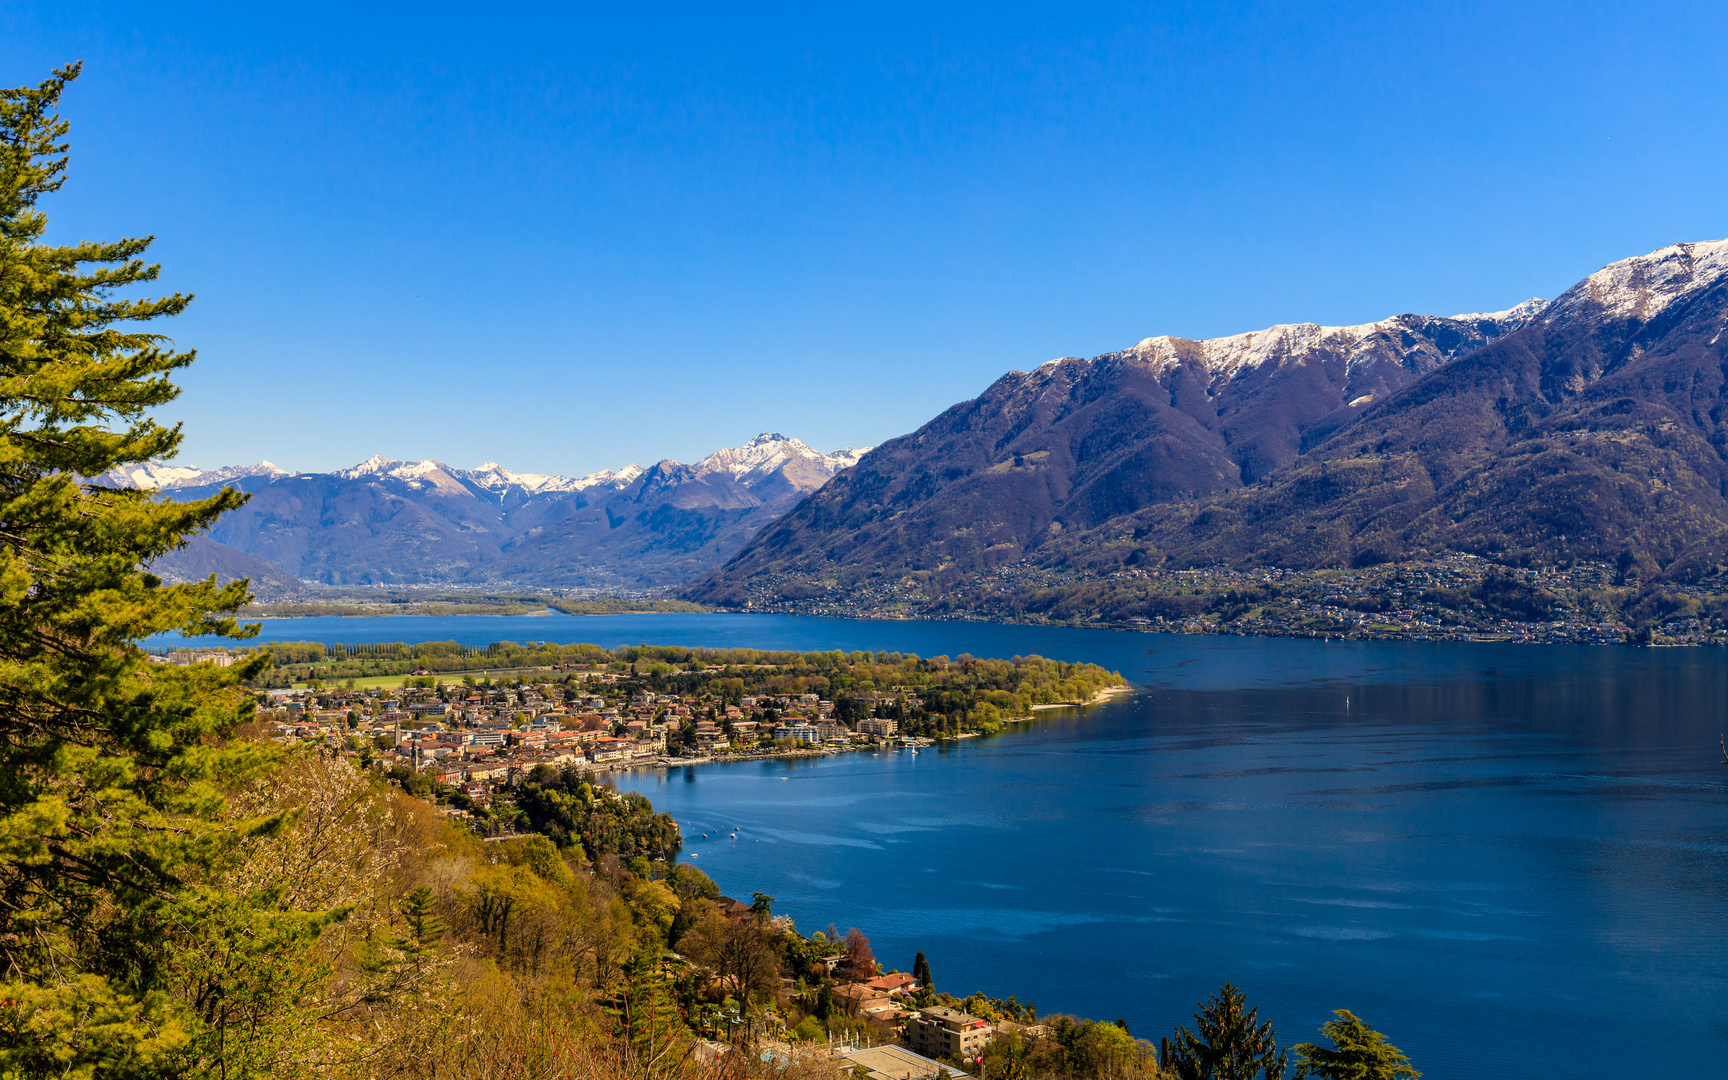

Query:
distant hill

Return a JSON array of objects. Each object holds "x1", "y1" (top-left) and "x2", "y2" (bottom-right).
[
  {"x1": 691, "y1": 239, "x2": 1728, "y2": 608},
  {"x1": 107, "y1": 433, "x2": 869, "y2": 588}
]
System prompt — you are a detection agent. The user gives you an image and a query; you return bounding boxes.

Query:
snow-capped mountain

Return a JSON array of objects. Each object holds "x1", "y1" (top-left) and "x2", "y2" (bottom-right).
[
  {"x1": 141, "y1": 433, "x2": 871, "y2": 589},
  {"x1": 105, "y1": 460, "x2": 293, "y2": 491},
  {"x1": 692, "y1": 432, "x2": 869, "y2": 485},
  {"x1": 694, "y1": 235, "x2": 1728, "y2": 606},
  {"x1": 171, "y1": 433, "x2": 870, "y2": 502},
  {"x1": 1540, "y1": 239, "x2": 1728, "y2": 326},
  {"x1": 1121, "y1": 302, "x2": 1544, "y2": 382}
]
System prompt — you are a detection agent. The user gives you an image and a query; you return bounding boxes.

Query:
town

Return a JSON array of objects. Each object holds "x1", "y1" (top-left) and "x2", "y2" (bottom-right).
[
  {"x1": 153, "y1": 643, "x2": 1127, "y2": 838},
  {"x1": 147, "y1": 642, "x2": 1151, "y2": 1077}
]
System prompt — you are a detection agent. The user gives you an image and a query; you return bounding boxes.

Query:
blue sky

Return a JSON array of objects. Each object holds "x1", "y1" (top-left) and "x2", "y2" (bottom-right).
[{"x1": 6, "y1": 1, "x2": 1726, "y2": 475}]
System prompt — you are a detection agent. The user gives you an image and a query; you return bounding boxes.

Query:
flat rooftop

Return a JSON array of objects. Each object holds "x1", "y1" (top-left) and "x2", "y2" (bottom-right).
[{"x1": 836, "y1": 1044, "x2": 967, "y2": 1080}]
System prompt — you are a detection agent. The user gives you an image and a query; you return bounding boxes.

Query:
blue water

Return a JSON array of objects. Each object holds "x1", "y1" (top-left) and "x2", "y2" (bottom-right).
[{"x1": 171, "y1": 614, "x2": 1728, "y2": 1078}]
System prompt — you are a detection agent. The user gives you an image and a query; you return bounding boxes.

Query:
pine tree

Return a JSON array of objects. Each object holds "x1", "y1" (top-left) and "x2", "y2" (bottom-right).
[
  {"x1": 619, "y1": 947, "x2": 684, "y2": 1077},
  {"x1": 400, "y1": 886, "x2": 447, "y2": 958},
  {"x1": 0, "y1": 65, "x2": 299, "y2": 1078},
  {"x1": 1165, "y1": 983, "x2": 1288, "y2": 1080},
  {"x1": 912, "y1": 950, "x2": 932, "y2": 989},
  {"x1": 1292, "y1": 1010, "x2": 1420, "y2": 1080}
]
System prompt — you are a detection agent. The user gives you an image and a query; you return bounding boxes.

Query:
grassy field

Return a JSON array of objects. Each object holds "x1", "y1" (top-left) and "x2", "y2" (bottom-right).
[{"x1": 290, "y1": 666, "x2": 568, "y2": 690}]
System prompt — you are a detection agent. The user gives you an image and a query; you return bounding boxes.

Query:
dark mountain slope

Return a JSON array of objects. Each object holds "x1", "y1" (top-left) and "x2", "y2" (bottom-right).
[
  {"x1": 691, "y1": 307, "x2": 1539, "y2": 602},
  {"x1": 1036, "y1": 240, "x2": 1728, "y2": 574},
  {"x1": 148, "y1": 535, "x2": 303, "y2": 600}
]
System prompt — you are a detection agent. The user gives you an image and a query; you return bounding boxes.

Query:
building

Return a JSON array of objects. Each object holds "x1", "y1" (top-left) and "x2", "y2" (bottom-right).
[
  {"x1": 864, "y1": 972, "x2": 918, "y2": 996},
  {"x1": 833, "y1": 982, "x2": 892, "y2": 1015},
  {"x1": 858, "y1": 717, "x2": 898, "y2": 737},
  {"x1": 783, "y1": 723, "x2": 820, "y2": 744},
  {"x1": 835, "y1": 1043, "x2": 966, "y2": 1080},
  {"x1": 904, "y1": 1005, "x2": 991, "y2": 1062}
]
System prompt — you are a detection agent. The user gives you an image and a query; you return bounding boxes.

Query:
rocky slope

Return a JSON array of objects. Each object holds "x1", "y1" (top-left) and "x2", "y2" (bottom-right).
[
  {"x1": 692, "y1": 239, "x2": 1728, "y2": 607},
  {"x1": 112, "y1": 433, "x2": 868, "y2": 588},
  {"x1": 690, "y1": 302, "x2": 1544, "y2": 602}
]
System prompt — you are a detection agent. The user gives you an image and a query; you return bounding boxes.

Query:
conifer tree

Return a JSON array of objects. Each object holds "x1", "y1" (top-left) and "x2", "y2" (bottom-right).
[
  {"x1": 399, "y1": 885, "x2": 447, "y2": 957},
  {"x1": 912, "y1": 950, "x2": 932, "y2": 989},
  {"x1": 1165, "y1": 983, "x2": 1288, "y2": 1080},
  {"x1": 1292, "y1": 1010, "x2": 1420, "y2": 1080},
  {"x1": 619, "y1": 947, "x2": 684, "y2": 1077},
  {"x1": 0, "y1": 64, "x2": 295, "y2": 1078}
]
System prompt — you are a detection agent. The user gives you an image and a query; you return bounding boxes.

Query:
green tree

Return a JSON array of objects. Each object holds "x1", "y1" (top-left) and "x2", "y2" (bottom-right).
[
  {"x1": 399, "y1": 886, "x2": 447, "y2": 957},
  {"x1": 1166, "y1": 983, "x2": 1287, "y2": 1080},
  {"x1": 618, "y1": 946, "x2": 685, "y2": 1077},
  {"x1": 1292, "y1": 1011, "x2": 1420, "y2": 1080},
  {"x1": 0, "y1": 64, "x2": 307, "y2": 1079},
  {"x1": 913, "y1": 950, "x2": 932, "y2": 989},
  {"x1": 750, "y1": 890, "x2": 775, "y2": 918}
]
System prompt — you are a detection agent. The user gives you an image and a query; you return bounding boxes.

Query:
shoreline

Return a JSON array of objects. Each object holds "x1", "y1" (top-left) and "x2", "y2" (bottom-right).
[
  {"x1": 223, "y1": 605, "x2": 1695, "y2": 648},
  {"x1": 1031, "y1": 684, "x2": 1135, "y2": 710},
  {"x1": 595, "y1": 688, "x2": 1137, "y2": 777}
]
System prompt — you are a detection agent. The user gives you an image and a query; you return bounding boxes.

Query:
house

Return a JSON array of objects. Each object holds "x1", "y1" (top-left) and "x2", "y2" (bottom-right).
[
  {"x1": 904, "y1": 1005, "x2": 992, "y2": 1062},
  {"x1": 587, "y1": 738, "x2": 627, "y2": 762},
  {"x1": 865, "y1": 972, "x2": 919, "y2": 997},
  {"x1": 858, "y1": 717, "x2": 898, "y2": 737},
  {"x1": 714, "y1": 896, "x2": 755, "y2": 921},
  {"x1": 783, "y1": 723, "x2": 820, "y2": 744},
  {"x1": 834, "y1": 1044, "x2": 965, "y2": 1080},
  {"x1": 832, "y1": 982, "x2": 892, "y2": 1015}
]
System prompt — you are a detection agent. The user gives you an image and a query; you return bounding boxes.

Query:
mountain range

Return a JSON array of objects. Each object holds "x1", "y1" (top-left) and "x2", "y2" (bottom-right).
[
  {"x1": 692, "y1": 239, "x2": 1728, "y2": 606},
  {"x1": 119, "y1": 434, "x2": 868, "y2": 593}
]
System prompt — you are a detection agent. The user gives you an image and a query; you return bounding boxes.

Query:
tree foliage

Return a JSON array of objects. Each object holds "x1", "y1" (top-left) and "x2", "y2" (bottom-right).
[
  {"x1": 514, "y1": 765, "x2": 681, "y2": 860},
  {"x1": 0, "y1": 63, "x2": 307, "y2": 1079},
  {"x1": 1291, "y1": 1011, "x2": 1420, "y2": 1080},
  {"x1": 837, "y1": 927, "x2": 876, "y2": 983},
  {"x1": 1166, "y1": 983, "x2": 1287, "y2": 1080}
]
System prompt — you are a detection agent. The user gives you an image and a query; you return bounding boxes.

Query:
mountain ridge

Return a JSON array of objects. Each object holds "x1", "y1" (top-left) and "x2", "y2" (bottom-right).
[
  {"x1": 114, "y1": 433, "x2": 870, "y2": 589},
  {"x1": 691, "y1": 238, "x2": 1728, "y2": 609}
]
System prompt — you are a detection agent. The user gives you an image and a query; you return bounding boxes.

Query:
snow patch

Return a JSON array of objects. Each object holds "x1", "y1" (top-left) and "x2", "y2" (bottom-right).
[
  {"x1": 102, "y1": 460, "x2": 293, "y2": 490},
  {"x1": 1451, "y1": 297, "x2": 1547, "y2": 326},
  {"x1": 1127, "y1": 305, "x2": 1536, "y2": 380},
  {"x1": 1541, "y1": 238, "x2": 1728, "y2": 326},
  {"x1": 692, "y1": 432, "x2": 872, "y2": 483}
]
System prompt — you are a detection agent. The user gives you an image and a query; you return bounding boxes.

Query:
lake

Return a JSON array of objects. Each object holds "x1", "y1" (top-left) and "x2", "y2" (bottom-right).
[{"x1": 170, "y1": 613, "x2": 1728, "y2": 1078}]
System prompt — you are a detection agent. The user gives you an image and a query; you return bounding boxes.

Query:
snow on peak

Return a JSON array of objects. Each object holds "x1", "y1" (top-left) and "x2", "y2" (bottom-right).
[
  {"x1": 569, "y1": 464, "x2": 645, "y2": 491},
  {"x1": 693, "y1": 432, "x2": 870, "y2": 482},
  {"x1": 464, "y1": 461, "x2": 583, "y2": 494},
  {"x1": 825, "y1": 446, "x2": 870, "y2": 470},
  {"x1": 337, "y1": 456, "x2": 449, "y2": 482},
  {"x1": 1126, "y1": 305, "x2": 1535, "y2": 380},
  {"x1": 1452, "y1": 297, "x2": 1547, "y2": 326},
  {"x1": 102, "y1": 460, "x2": 293, "y2": 490},
  {"x1": 1541, "y1": 238, "x2": 1728, "y2": 326}
]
